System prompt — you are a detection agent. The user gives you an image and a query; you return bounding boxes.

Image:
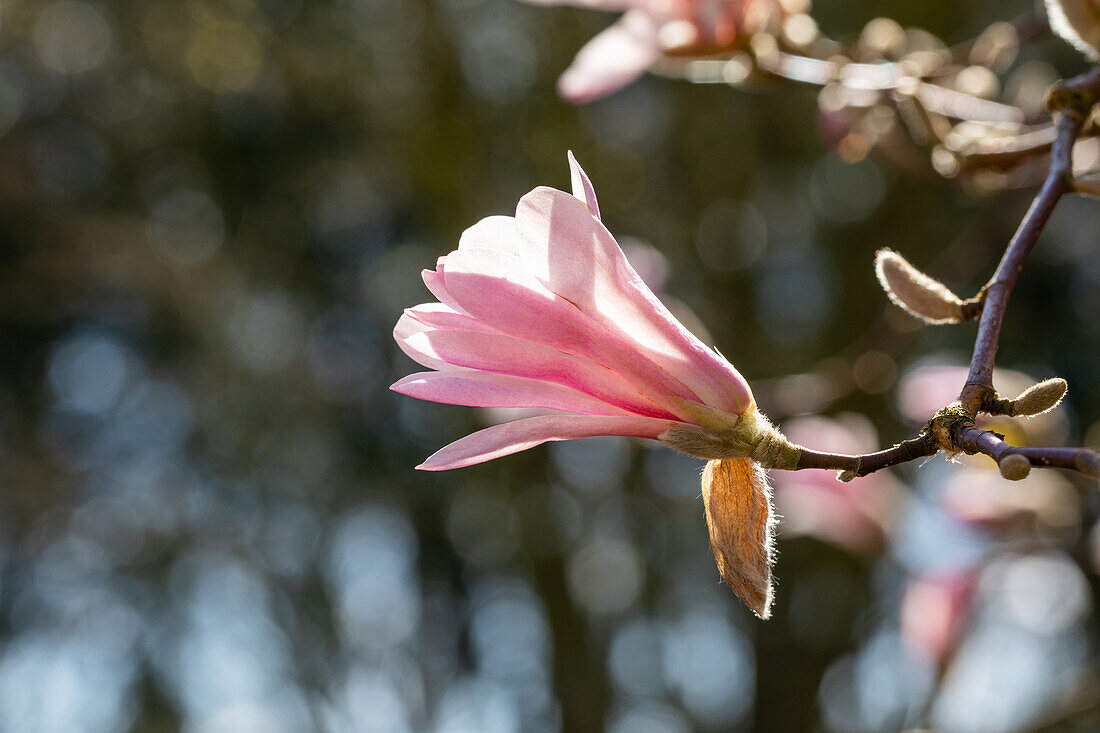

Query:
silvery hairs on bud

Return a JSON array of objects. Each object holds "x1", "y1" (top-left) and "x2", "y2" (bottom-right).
[
  {"x1": 875, "y1": 249, "x2": 967, "y2": 325},
  {"x1": 1010, "y1": 378, "x2": 1068, "y2": 417},
  {"x1": 1045, "y1": 0, "x2": 1100, "y2": 60}
]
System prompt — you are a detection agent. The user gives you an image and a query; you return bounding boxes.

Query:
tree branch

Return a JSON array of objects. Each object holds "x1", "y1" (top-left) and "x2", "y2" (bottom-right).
[
  {"x1": 954, "y1": 426, "x2": 1100, "y2": 479},
  {"x1": 775, "y1": 66, "x2": 1100, "y2": 483},
  {"x1": 793, "y1": 433, "x2": 938, "y2": 478},
  {"x1": 946, "y1": 69, "x2": 1100, "y2": 479},
  {"x1": 958, "y1": 111, "x2": 1083, "y2": 409}
]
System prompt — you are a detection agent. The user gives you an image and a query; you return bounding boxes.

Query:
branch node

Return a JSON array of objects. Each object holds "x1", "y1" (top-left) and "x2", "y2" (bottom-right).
[
  {"x1": 959, "y1": 381, "x2": 995, "y2": 415},
  {"x1": 928, "y1": 403, "x2": 975, "y2": 454},
  {"x1": 983, "y1": 395, "x2": 1015, "y2": 416},
  {"x1": 1045, "y1": 81, "x2": 1097, "y2": 119},
  {"x1": 957, "y1": 290, "x2": 986, "y2": 321}
]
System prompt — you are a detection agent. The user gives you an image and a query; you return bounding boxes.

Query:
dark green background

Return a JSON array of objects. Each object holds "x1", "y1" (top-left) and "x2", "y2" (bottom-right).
[{"x1": 0, "y1": 0, "x2": 1097, "y2": 731}]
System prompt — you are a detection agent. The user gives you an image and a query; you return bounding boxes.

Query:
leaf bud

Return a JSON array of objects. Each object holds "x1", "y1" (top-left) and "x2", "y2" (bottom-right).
[
  {"x1": 1045, "y1": 0, "x2": 1100, "y2": 61},
  {"x1": 875, "y1": 249, "x2": 968, "y2": 325},
  {"x1": 1010, "y1": 378, "x2": 1068, "y2": 417},
  {"x1": 998, "y1": 453, "x2": 1031, "y2": 481}
]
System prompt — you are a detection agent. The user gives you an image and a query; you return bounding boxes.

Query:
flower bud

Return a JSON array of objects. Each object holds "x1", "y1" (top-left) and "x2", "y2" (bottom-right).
[
  {"x1": 998, "y1": 453, "x2": 1031, "y2": 481},
  {"x1": 875, "y1": 249, "x2": 968, "y2": 325},
  {"x1": 1010, "y1": 378, "x2": 1068, "y2": 417},
  {"x1": 701, "y1": 458, "x2": 775, "y2": 619},
  {"x1": 1045, "y1": 0, "x2": 1100, "y2": 60}
]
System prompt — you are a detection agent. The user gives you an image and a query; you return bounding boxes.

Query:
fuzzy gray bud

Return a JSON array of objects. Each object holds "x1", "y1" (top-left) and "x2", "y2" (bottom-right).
[
  {"x1": 999, "y1": 453, "x2": 1031, "y2": 481},
  {"x1": 1010, "y1": 378, "x2": 1068, "y2": 417},
  {"x1": 1045, "y1": 0, "x2": 1100, "y2": 60},
  {"x1": 875, "y1": 249, "x2": 967, "y2": 325}
]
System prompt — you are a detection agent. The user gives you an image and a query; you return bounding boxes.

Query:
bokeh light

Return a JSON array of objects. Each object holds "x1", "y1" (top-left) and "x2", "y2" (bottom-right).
[{"x1": 0, "y1": 0, "x2": 1097, "y2": 730}]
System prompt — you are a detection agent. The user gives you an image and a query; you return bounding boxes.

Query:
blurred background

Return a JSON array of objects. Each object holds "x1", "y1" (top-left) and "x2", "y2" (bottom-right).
[{"x1": 0, "y1": 0, "x2": 1099, "y2": 730}]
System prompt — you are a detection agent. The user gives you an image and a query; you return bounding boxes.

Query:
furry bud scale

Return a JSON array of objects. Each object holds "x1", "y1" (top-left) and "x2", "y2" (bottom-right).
[
  {"x1": 701, "y1": 458, "x2": 776, "y2": 618},
  {"x1": 875, "y1": 249, "x2": 967, "y2": 325},
  {"x1": 1010, "y1": 378, "x2": 1068, "y2": 417},
  {"x1": 1045, "y1": 0, "x2": 1100, "y2": 60}
]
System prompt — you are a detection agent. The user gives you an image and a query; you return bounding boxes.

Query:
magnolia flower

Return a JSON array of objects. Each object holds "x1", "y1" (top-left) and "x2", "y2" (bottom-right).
[
  {"x1": 520, "y1": 0, "x2": 785, "y2": 103},
  {"x1": 392, "y1": 153, "x2": 796, "y2": 616}
]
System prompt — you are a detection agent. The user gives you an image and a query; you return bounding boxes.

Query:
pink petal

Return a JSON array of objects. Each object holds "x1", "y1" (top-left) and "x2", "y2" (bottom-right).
[
  {"x1": 404, "y1": 303, "x2": 501, "y2": 334},
  {"x1": 458, "y1": 215, "x2": 519, "y2": 254},
  {"x1": 421, "y1": 269, "x2": 468, "y2": 315},
  {"x1": 417, "y1": 413, "x2": 685, "y2": 470},
  {"x1": 515, "y1": 186, "x2": 753, "y2": 415},
  {"x1": 398, "y1": 326, "x2": 678, "y2": 419},
  {"x1": 568, "y1": 151, "x2": 601, "y2": 220},
  {"x1": 391, "y1": 370, "x2": 630, "y2": 415},
  {"x1": 439, "y1": 246, "x2": 702, "y2": 412},
  {"x1": 394, "y1": 313, "x2": 467, "y2": 371},
  {"x1": 557, "y1": 10, "x2": 661, "y2": 104}
]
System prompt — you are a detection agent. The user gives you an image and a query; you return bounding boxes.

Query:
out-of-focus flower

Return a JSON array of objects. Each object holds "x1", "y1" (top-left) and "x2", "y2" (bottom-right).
[
  {"x1": 520, "y1": 0, "x2": 786, "y2": 103},
  {"x1": 940, "y1": 466, "x2": 1079, "y2": 533},
  {"x1": 772, "y1": 414, "x2": 903, "y2": 553},
  {"x1": 901, "y1": 570, "x2": 978, "y2": 669},
  {"x1": 392, "y1": 153, "x2": 793, "y2": 616},
  {"x1": 1045, "y1": 0, "x2": 1100, "y2": 60}
]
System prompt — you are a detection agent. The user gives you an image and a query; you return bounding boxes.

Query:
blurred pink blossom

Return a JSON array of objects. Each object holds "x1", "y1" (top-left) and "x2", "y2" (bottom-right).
[
  {"x1": 393, "y1": 153, "x2": 754, "y2": 470},
  {"x1": 940, "y1": 466, "x2": 1079, "y2": 532},
  {"x1": 521, "y1": 0, "x2": 783, "y2": 103},
  {"x1": 771, "y1": 414, "x2": 903, "y2": 553},
  {"x1": 901, "y1": 570, "x2": 978, "y2": 669}
]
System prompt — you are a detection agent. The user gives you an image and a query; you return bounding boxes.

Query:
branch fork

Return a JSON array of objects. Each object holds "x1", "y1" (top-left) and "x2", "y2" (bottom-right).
[{"x1": 783, "y1": 67, "x2": 1100, "y2": 485}]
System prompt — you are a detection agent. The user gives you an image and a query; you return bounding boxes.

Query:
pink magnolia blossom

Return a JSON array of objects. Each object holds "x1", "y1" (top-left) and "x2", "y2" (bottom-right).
[
  {"x1": 521, "y1": 0, "x2": 782, "y2": 103},
  {"x1": 392, "y1": 153, "x2": 756, "y2": 471},
  {"x1": 394, "y1": 154, "x2": 799, "y2": 617}
]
